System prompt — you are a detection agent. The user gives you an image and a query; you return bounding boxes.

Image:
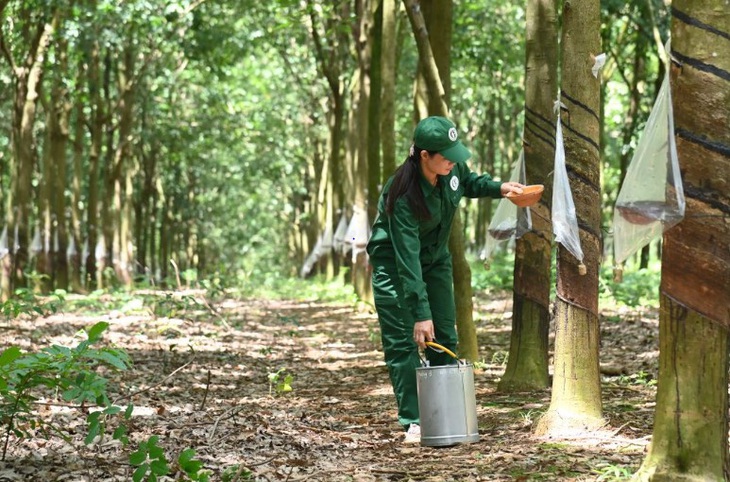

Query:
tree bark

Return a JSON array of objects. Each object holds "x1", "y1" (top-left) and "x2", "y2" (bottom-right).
[
  {"x1": 351, "y1": 0, "x2": 373, "y2": 300},
  {"x1": 306, "y1": 0, "x2": 348, "y2": 278},
  {"x1": 404, "y1": 0, "x2": 478, "y2": 361},
  {"x1": 38, "y1": 95, "x2": 54, "y2": 293},
  {"x1": 535, "y1": 0, "x2": 604, "y2": 435},
  {"x1": 114, "y1": 41, "x2": 136, "y2": 287},
  {"x1": 379, "y1": 0, "x2": 398, "y2": 182},
  {"x1": 84, "y1": 21, "x2": 103, "y2": 290},
  {"x1": 635, "y1": 297, "x2": 729, "y2": 481},
  {"x1": 636, "y1": 0, "x2": 730, "y2": 478},
  {"x1": 367, "y1": 1, "x2": 382, "y2": 228},
  {"x1": 69, "y1": 69, "x2": 85, "y2": 293},
  {"x1": 403, "y1": 0, "x2": 448, "y2": 118},
  {"x1": 499, "y1": 0, "x2": 557, "y2": 392},
  {"x1": 1, "y1": 7, "x2": 58, "y2": 299},
  {"x1": 48, "y1": 32, "x2": 71, "y2": 292}
]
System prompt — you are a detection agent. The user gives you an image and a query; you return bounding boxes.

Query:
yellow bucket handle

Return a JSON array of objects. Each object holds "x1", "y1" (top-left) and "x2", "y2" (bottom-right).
[{"x1": 425, "y1": 341, "x2": 459, "y2": 361}]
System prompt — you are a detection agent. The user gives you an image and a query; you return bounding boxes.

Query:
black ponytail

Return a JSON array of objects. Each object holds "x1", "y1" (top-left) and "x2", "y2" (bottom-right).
[{"x1": 385, "y1": 146, "x2": 434, "y2": 221}]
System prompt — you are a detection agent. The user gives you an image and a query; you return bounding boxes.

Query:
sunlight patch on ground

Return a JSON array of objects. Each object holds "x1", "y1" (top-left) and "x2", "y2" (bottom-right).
[
  {"x1": 365, "y1": 385, "x2": 393, "y2": 397},
  {"x1": 533, "y1": 430, "x2": 651, "y2": 451}
]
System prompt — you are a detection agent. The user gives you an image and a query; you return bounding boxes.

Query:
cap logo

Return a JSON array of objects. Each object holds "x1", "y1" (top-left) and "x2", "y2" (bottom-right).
[
  {"x1": 448, "y1": 127, "x2": 458, "y2": 142},
  {"x1": 450, "y1": 176, "x2": 459, "y2": 191}
]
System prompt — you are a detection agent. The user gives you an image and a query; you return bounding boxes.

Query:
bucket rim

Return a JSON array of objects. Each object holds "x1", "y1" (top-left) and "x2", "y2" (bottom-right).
[{"x1": 416, "y1": 363, "x2": 473, "y2": 371}]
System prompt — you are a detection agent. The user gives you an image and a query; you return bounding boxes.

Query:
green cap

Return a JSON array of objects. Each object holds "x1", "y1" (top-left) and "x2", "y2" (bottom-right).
[{"x1": 413, "y1": 116, "x2": 471, "y2": 163}]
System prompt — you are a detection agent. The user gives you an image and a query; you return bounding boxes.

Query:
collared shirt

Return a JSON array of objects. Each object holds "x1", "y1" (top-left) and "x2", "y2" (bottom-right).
[{"x1": 367, "y1": 162, "x2": 502, "y2": 321}]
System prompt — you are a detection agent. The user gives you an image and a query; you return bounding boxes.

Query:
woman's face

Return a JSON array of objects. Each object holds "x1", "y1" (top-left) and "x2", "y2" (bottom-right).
[{"x1": 420, "y1": 151, "x2": 455, "y2": 181}]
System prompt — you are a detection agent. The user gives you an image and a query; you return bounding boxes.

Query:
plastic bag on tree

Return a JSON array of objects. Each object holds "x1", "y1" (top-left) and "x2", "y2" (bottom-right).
[
  {"x1": 344, "y1": 205, "x2": 370, "y2": 263},
  {"x1": 30, "y1": 226, "x2": 42, "y2": 255},
  {"x1": 551, "y1": 114, "x2": 585, "y2": 273},
  {"x1": 300, "y1": 234, "x2": 324, "y2": 278},
  {"x1": 67, "y1": 235, "x2": 78, "y2": 258},
  {"x1": 0, "y1": 226, "x2": 8, "y2": 258},
  {"x1": 480, "y1": 149, "x2": 532, "y2": 262},
  {"x1": 333, "y1": 212, "x2": 350, "y2": 256},
  {"x1": 300, "y1": 217, "x2": 335, "y2": 278},
  {"x1": 613, "y1": 70, "x2": 684, "y2": 268}
]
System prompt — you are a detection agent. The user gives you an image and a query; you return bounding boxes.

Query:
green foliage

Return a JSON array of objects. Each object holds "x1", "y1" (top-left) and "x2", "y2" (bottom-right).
[
  {"x1": 0, "y1": 322, "x2": 130, "y2": 459},
  {"x1": 221, "y1": 464, "x2": 253, "y2": 481},
  {"x1": 0, "y1": 288, "x2": 65, "y2": 320},
  {"x1": 617, "y1": 370, "x2": 656, "y2": 387},
  {"x1": 129, "y1": 437, "x2": 211, "y2": 482},
  {"x1": 475, "y1": 247, "x2": 660, "y2": 309},
  {"x1": 151, "y1": 293, "x2": 200, "y2": 319},
  {"x1": 64, "y1": 290, "x2": 139, "y2": 313},
  {"x1": 593, "y1": 463, "x2": 634, "y2": 481},
  {"x1": 491, "y1": 350, "x2": 509, "y2": 366},
  {"x1": 268, "y1": 368, "x2": 293, "y2": 396},
  {"x1": 177, "y1": 448, "x2": 211, "y2": 481},
  {"x1": 600, "y1": 264, "x2": 660, "y2": 308},
  {"x1": 130, "y1": 435, "x2": 169, "y2": 482},
  {"x1": 237, "y1": 272, "x2": 357, "y2": 304},
  {"x1": 471, "y1": 251, "x2": 516, "y2": 293},
  {"x1": 85, "y1": 403, "x2": 130, "y2": 446},
  {"x1": 201, "y1": 274, "x2": 227, "y2": 301}
]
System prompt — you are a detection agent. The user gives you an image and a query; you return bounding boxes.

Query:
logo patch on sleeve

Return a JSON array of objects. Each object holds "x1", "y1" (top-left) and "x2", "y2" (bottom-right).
[{"x1": 450, "y1": 176, "x2": 459, "y2": 191}]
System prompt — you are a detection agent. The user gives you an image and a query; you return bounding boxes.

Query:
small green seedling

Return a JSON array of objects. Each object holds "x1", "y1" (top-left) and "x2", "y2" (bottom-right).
[{"x1": 268, "y1": 368, "x2": 293, "y2": 396}]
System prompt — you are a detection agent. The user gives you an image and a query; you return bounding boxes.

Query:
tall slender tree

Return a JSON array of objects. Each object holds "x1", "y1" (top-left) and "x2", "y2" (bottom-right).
[
  {"x1": 83, "y1": 0, "x2": 104, "y2": 289},
  {"x1": 498, "y1": 0, "x2": 558, "y2": 392},
  {"x1": 47, "y1": 24, "x2": 71, "y2": 292},
  {"x1": 535, "y1": 0, "x2": 604, "y2": 435},
  {"x1": 635, "y1": 0, "x2": 730, "y2": 478},
  {"x1": 407, "y1": 0, "x2": 480, "y2": 361},
  {"x1": 0, "y1": 3, "x2": 59, "y2": 299},
  {"x1": 379, "y1": 0, "x2": 398, "y2": 183},
  {"x1": 351, "y1": 0, "x2": 374, "y2": 299},
  {"x1": 306, "y1": 0, "x2": 350, "y2": 279}
]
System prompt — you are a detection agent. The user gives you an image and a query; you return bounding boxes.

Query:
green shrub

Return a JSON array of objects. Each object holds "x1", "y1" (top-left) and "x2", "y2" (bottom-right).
[
  {"x1": 0, "y1": 322, "x2": 130, "y2": 459},
  {"x1": 600, "y1": 264, "x2": 660, "y2": 308},
  {"x1": 471, "y1": 250, "x2": 517, "y2": 293},
  {"x1": 0, "y1": 322, "x2": 211, "y2": 480},
  {"x1": 0, "y1": 288, "x2": 65, "y2": 319}
]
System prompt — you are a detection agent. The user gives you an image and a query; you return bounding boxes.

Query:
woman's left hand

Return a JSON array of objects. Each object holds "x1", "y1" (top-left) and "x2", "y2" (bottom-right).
[{"x1": 500, "y1": 181, "x2": 525, "y2": 196}]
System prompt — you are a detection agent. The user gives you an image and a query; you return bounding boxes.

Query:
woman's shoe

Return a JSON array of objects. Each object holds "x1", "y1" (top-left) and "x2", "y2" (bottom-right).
[{"x1": 403, "y1": 423, "x2": 421, "y2": 444}]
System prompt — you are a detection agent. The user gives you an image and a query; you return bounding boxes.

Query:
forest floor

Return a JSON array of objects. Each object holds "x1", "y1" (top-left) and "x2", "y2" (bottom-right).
[{"x1": 0, "y1": 287, "x2": 660, "y2": 481}]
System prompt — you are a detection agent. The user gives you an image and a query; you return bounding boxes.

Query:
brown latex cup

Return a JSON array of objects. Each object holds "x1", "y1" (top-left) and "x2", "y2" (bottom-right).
[{"x1": 505, "y1": 184, "x2": 544, "y2": 208}]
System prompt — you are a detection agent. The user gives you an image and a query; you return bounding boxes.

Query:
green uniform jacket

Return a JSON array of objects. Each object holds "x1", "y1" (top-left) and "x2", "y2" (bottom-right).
[{"x1": 367, "y1": 162, "x2": 503, "y2": 322}]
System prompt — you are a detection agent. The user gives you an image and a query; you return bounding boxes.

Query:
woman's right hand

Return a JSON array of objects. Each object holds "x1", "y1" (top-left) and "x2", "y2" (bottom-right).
[
  {"x1": 500, "y1": 181, "x2": 525, "y2": 196},
  {"x1": 413, "y1": 320, "x2": 435, "y2": 349}
]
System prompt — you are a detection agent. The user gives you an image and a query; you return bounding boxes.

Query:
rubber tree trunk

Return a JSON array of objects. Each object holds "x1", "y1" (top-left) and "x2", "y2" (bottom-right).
[
  {"x1": 306, "y1": 0, "x2": 348, "y2": 278},
  {"x1": 111, "y1": 41, "x2": 136, "y2": 287},
  {"x1": 348, "y1": 0, "x2": 374, "y2": 300},
  {"x1": 635, "y1": 0, "x2": 730, "y2": 478},
  {"x1": 534, "y1": 0, "x2": 604, "y2": 435},
  {"x1": 367, "y1": 1, "x2": 382, "y2": 229},
  {"x1": 49, "y1": 34, "x2": 71, "y2": 292},
  {"x1": 84, "y1": 28, "x2": 104, "y2": 290},
  {"x1": 135, "y1": 105, "x2": 157, "y2": 281},
  {"x1": 1, "y1": 9, "x2": 58, "y2": 300},
  {"x1": 404, "y1": 0, "x2": 478, "y2": 360},
  {"x1": 37, "y1": 101, "x2": 54, "y2": 293},
  {"x1": 379, "y1": 0, "x2": 398, "y2": 182},
  {"x1": 498, "y1": 0, "x2": 558, "y2": 392},
  {"x1": 634, "y1": 298, "x2": 729, "y2": 481},
  {"x1": 69, "y1": 76, "x2": 85, "y2": 293}
]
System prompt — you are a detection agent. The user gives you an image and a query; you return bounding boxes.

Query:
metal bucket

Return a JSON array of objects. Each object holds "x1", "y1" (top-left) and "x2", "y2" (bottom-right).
[{"x1": 416, "y1": 361, "x2": 479, "y2": 447}]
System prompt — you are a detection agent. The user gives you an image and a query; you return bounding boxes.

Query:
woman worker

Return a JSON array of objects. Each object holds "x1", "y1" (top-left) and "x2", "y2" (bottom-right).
[{"x1": 366, "y1": 116, "x2": 524, "y2": 444}]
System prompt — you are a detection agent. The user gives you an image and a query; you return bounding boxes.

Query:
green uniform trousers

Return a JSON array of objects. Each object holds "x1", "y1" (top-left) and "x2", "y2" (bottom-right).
[{"x1": 372, "y1": 254, "x2": 458, "y2": 429}]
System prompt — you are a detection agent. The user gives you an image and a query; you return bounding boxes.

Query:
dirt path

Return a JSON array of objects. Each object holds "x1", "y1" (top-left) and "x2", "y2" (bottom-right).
[{"x1": 0, "y1": 291, "x2": 658, "y2": 481}]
